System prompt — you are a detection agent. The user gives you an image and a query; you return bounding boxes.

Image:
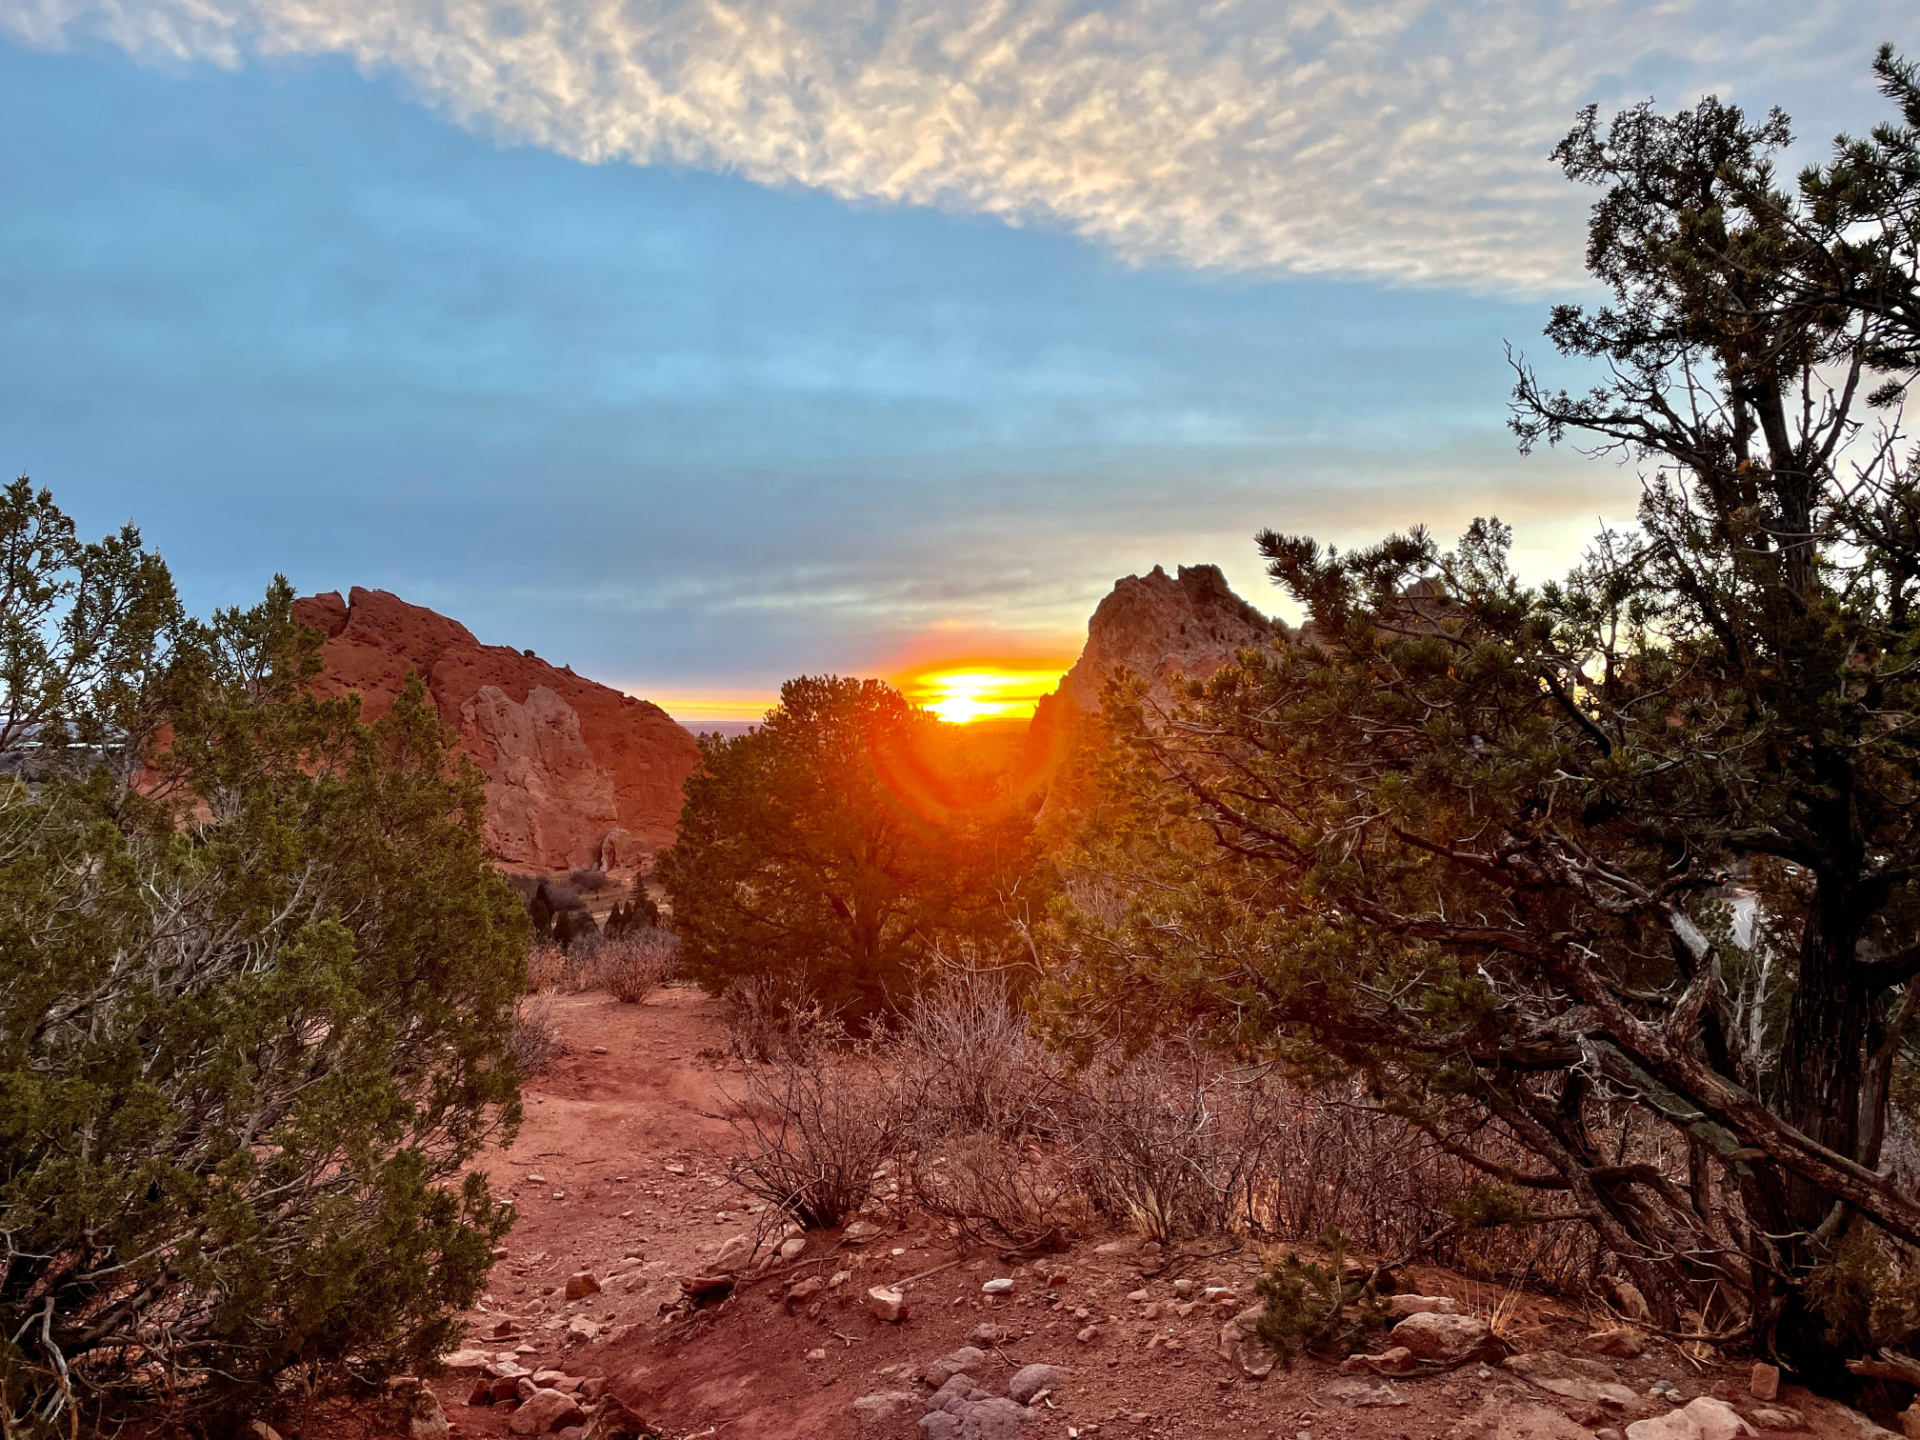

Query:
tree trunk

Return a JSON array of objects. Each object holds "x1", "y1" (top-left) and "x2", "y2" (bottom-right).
[{"x1": 1759, "y1": 886, "x2": 1880, "y2": 1389}]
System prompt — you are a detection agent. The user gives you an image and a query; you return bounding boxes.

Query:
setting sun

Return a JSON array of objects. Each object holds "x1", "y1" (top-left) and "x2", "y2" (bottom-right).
[{"x1": 896, "y1": 660, "x2": 1072, "y2": 724}]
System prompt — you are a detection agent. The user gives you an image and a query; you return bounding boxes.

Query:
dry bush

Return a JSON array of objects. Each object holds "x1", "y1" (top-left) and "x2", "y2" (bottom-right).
[
  {"x1": 602, "y1": 931, "x2": 679, "y2": 1003},
  {"x1": 1061, "y1": 1037, "x2": 1286, "y2": 1244},
  {"x1": 893, "y1": 970, "x2": 1058, "y2": 1141},
  {"x1": 723, "y1": 973, "x2": 845, "y2": 1061},
  {"x1": 524, "y1": 943, "x2": 564, "y2": 993},
  {"x1": 569, "y1": 866, "x2": 611, "y2": 892},
  {"x1": 724, "y1": 1044, "x2": 901, "y2": 1228},
  {"x1": 910, "y1": 1131, "x2": 1086, "y2": 1252},
  {"x1": 511, "y1": 994, "x2": 565, "y2": 1075}
]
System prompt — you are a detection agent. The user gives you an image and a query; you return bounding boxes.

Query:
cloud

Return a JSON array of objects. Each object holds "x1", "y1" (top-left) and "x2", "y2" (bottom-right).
[{"x1": 4, "y1": 0, "x2": 1901, "y2": 291}]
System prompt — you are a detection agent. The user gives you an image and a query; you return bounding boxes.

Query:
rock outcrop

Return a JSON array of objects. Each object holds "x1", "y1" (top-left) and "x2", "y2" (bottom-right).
[
  {"x1": 1025, "y1": 565, "x2": 1277, "y2": 827},
  {"x1": 294, "y1": 588, "x2": 698, "y2": 871},
  {"x1": 1053, "y1": 563, "x2": 1276, "y2": 716}
]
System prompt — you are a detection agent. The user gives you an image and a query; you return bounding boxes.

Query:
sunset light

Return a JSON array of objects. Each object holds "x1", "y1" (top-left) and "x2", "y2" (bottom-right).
[{"x1": 896, "y1": 661, "x2": 1071, "y2": 725}]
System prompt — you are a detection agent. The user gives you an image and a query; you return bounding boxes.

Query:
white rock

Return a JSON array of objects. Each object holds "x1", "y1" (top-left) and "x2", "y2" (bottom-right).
[
  {"x1": 1681, "y1": 1398, "x2": 1756, "y2": 1440},
  {"x1": 1389, "y1": 1312, "x2": 1491, "y2": 1363},
  {"x1": 982, "y1": 1278, "x2": 1014, "y2": 1294},
  {"x1": 1626, "y1": 1414, "x2": 1702, "y2": 1440},
  {"x1": 866, "y1": 1285, "x2": 908, "y2": 1322},
  {"x1": 1387, "y1": 1294, "x2": 1461, "y2": 1317},
  {"x1": 712, "y1": 1234, "x2": 752, "y2": 1271}
]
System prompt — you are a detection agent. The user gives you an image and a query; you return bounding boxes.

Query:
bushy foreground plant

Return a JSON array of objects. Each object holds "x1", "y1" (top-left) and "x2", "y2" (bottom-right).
[{"x1": 0, "y1": 482, "x2": 527, "y2": 1434}]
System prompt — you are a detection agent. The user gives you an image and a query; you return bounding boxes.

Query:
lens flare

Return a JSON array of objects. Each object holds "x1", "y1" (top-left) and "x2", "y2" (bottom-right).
[{"x1": 896, "y1": 661, "x2": 1071, "y2": 724}]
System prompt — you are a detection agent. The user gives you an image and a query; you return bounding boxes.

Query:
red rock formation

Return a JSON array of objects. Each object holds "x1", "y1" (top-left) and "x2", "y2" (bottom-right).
[
  {"x1": 294, "y1": 587, "x2": 698, "y2": 871},
  {"x1": 1025, "y1": 564, "x2": 1277, "y2": 832},
  {"x1": 1054, "y1": 563, "x2": 1276, "y2": 714}
]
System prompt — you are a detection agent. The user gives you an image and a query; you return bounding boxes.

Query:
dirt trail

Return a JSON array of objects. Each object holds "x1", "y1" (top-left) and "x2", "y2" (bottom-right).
[{"x1": 386, "y1": 988, "x2": 1896, "y2": 1440}]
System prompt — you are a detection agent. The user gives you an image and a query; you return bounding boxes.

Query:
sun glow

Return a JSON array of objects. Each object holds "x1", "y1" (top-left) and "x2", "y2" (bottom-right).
[{"x1": 896, "y1": 660, "x2": 1072, "y2": 725}]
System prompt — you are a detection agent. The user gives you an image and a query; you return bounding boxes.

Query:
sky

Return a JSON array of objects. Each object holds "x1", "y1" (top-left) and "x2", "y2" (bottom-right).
[{"x1": 3, "y1": 0, "x2": 1916, "y2": 719}]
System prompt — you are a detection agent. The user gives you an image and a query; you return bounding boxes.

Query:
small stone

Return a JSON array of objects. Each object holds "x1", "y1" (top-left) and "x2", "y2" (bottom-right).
[
  {"x1": 564, "y1": 1272, "x2": 600, "y2": 1301},
  {"x1": 1094, "y1": 1238, "x2": 1140, "y2": 1256},
  {"x1": 1007, "y1": 1364, "x2": 1070, "y2": 1405},
  {"x1": 779, "y1": 1237, "x2": 807, "y2": 1260},
  {"x1": 713, "y1": 1234, "x2": 752, "y2": 1271},
  {"x1": 1076, "y1": 1325, "x2": 1099, "y2": 1343},
  {"x1": 1126, "y1": 1289, "x2": 1150, "y2": 1303},
  {"x1": 442, "y1": 1349, "x2": 493, "y2": 1374},
  {"x1": 982, "y1": 1278, "x2": 1014, "y2": 1295},
  {"x1": 1749, "y1": 1408, "x2": 1802, "y2": 1431},
  {"x1": 565, "y1": 1316, "x2": 599, "y2": 1343},
  {"x1": 969, "y1": 1323, "x2": 1010, "y2": 1344},
  {"x1": 1046, "y1": 1270, "x2": 1071, "y2": 1287},
  {"x1": 786, "y1": 1276, "x2": 824, "y2": 1308},
  {"x1": 844, "y1": 1220, "x2": 882, "y2": 1244},
  {"x1": 527, "y1": 1174, "x2": 547, "y2": 1184},
  {"x1": 806, "y1": 1348, "x2": 827, "y2": 1362},
  {"x1": 1749, "y1": 1363, "x2": 1780, "y2": 1401},
  {"x1": 591, "y1": 1045, "x2": 607, "y2": 1054},
  {"x1": 829, "y1": 1270, "x2": 852, "y2": 1289},
  {"x1": 866, "y1": 1285, "x2": 908, "y2": 1322},
  {"x1": 578, "y1": 1378, "x2": 608, "y2": 1401},
  {"x1": 1172, "y1": 1279, "x2": 1195, "y2": 1296}
]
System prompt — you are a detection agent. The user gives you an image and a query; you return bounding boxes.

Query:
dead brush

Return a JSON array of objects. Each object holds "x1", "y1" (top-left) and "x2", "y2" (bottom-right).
[
  {"x1": 723, "y1": 973, "x2": 844, "y2": 1061},
  {"x1": 599, "y1": 931, "x2": 678, "y2": 1004},
  {"x1": 893, "y1": 969, "x2": 1058, "y2": 1140},
  {"x1": 510, "y1": 994, "x2": 565, "y2": 1076},
  {"x1": 908, "y1": 1131, "x2": 1087, "y2": 1253},
  {"x1": 723, "y1": 1041, "x2": 903, "y2": 1229}
]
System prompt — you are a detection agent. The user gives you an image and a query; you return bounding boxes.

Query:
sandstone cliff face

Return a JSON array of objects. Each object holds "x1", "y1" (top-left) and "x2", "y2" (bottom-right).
[
  {"x1": 1054, "y1": 563, "x2": 1276, "y2": 714},
  {"x1": 293, "y1": 588, "x2": 698, "y2": 872}
]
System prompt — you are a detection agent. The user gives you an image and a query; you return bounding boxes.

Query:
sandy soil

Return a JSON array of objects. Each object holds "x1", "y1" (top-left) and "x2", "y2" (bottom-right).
[{"x1": 360, "y1": 987, "x2": 1903, "y2": 1440}]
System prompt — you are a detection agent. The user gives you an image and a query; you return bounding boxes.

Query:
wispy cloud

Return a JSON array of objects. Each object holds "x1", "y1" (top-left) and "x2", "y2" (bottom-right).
[{"x1": 5, "y1": 0, "x2": 1899, "y2": 291}]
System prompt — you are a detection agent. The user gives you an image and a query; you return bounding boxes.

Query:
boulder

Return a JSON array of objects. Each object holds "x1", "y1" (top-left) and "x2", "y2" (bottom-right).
[
  {"x1": 509, "y1": 1389, "x2": 587, "y2": 1436},
  {"x1": 441, "y1": 1349, "x2": 494, "y2": 1374},
  {"x1": 926, "y1": 1375, "x2": 991, "y2": 1414},
  {"x1": 294, "y1": 588, "x2": 698, "y2": 868},
  {"x1": 1749, "y1": 1408, "x2": 1803, "y2": 1431},
  {"x1": 566, "y1": 1316, "x2": 600, "y2": 1343},
  {"x1": 1390, "y1": 1312, "x2": 1495, "y2": 1364},
  {"x1": 867, "y1": 1285, "x2": 908, "y2": 1322},
  {"x1": 779, "y1": 1237, "x2": 807, "y2": 1260},
  {"x1": 1681, "y1": 1398, "x2": 1755, "y2": 1440},
  {"x1": 1611, "y1": 1280, "x2": 1651, "y2": 1321},
  {"x1": 1627, "y1": 1415, "x2": 1702, "y2": 1440},
  {"x1": 1006, "y1": 1365, "x2": 1070, "y2": 1405},
  {"x1": 406, "y1": 1389, "x2": 451, "y2": 1440}
]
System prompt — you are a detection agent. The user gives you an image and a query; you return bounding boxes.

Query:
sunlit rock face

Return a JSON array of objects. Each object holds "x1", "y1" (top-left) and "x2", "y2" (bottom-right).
[
  {"x1": 1054, "y1": 563, "x2": 1277, "y2": 716},
  {"x1": 294, "y1": 587, "x2": 698, "y2": 871}
]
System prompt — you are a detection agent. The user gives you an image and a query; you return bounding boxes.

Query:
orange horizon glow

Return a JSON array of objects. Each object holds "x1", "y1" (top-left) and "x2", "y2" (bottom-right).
[{"x1": 894, "y1": 657, "x2": 1074, "y2": 725}]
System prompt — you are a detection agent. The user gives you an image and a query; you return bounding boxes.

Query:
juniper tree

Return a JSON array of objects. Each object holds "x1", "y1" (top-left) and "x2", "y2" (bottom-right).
[
  {"x1": 1047, "y1": 54, "x2": 1920, "y2": 1393},
  {"x1": 0, "y1": 484, "x2": 526, "y2": 1434}
]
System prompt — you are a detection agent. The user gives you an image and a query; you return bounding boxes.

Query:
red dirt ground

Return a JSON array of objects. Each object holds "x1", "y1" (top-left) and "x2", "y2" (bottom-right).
[{"x1": 349, "y1": 987, "x2": 1906, "y2": 1440}]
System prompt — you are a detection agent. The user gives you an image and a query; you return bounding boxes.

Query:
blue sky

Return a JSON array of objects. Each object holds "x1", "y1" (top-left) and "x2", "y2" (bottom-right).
[{"x1": 3, "y1": 1, "x2": 1914, "y2": 717}]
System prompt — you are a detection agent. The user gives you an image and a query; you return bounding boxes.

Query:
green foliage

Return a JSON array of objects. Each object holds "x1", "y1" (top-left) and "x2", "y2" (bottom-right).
[
  {"x1": 658, "y1": 676, "x2": 1035, "y2": 1020},
  {"x1": 1253, "y1": 1229, "x2": 1394, "y2": 1368},
  {"x1": 1446, "y1": 1184, "x2": 1538, "y2": 1232},
  {"x1": 1042, "y1": 53, "x2": 1920, "y2": 1387},
  {"x1": 0, "y1": 483, "x2": 527, "y2": 1434}
]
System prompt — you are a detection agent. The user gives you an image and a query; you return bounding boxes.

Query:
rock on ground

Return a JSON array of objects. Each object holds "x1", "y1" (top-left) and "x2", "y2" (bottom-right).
[
  {"x1": 1445, "y1": 1395, "x2": 1601, "y2": 1440},
  {"x1": 508, "y1": 1389, "x2": 587, "y2": 1436},
  {"x1": 923, "y1": 1348, "x2": 988, "y2": 1388},
  {"x1": 867, "y1": 1285, "x2": 908, "y2": 1322},
  {"x1": 1390, "y1": 1294, "x2": 1463, "y2": 1317},
  {"x1": 1006, "y1": 1365, "x2": 1070, "y2": 1405},
  {"x1": 1391, "y1": 1312, "x2": 1494, "y2": 1363},
  {"x1": 1505, "y1": 1352, "x2": 1638, "y2": 1407},
  {"x1": 852, "y1": 1391, "x2": 920, "y2": 1425}
]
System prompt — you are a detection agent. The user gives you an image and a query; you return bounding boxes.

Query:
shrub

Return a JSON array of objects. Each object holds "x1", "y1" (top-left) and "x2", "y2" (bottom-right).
[
  {"x1": 603, "y1": 931, "x2": 678, "y2": 1004},
  {"x1": 0, "y1": 502, "x2": 525, "y2": 1435},
  {"x1": 569, "y1": 866, "x2": 610, "y2": 892},
  {"x1": 724, "y1": 1044, "x2": 901, "y2": 1229},
  {"x1": 511, "y1": 994, "x2": 566, "y2": 1075},
  {"x1": 1253, "y1": 1229, "x2": 1394, "y2": 1367}
]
